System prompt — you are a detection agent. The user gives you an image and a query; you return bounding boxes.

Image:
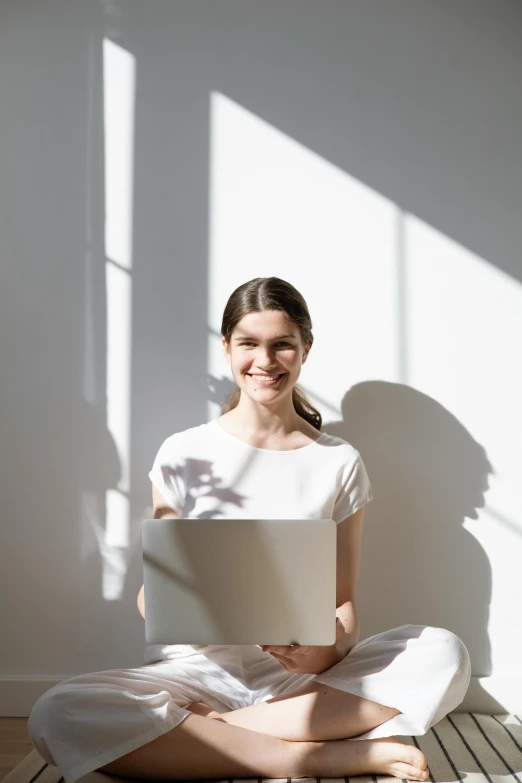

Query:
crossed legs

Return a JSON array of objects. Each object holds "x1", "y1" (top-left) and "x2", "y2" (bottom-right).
[{"x1": 98, "y1": 685, "x2": 429, "y2": 781}]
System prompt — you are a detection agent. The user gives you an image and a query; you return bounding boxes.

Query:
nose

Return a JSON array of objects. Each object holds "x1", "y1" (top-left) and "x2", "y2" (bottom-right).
[{"x1": 256, "y1": 347, "x2": 278, "y2": 369}]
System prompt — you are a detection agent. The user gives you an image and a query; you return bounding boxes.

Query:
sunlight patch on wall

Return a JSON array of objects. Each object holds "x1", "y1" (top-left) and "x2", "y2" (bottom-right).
[
  {"x1": 205, "y1": 91, "x2": 522, "y2": 672},
  {"x1": 100, "y1": 38, "x2": 135, "y2": 600}
]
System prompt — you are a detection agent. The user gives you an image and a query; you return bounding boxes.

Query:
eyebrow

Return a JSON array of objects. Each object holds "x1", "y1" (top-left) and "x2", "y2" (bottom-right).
[{"x1": 233, "y1": 333, "x2": 297, "y2": 341}]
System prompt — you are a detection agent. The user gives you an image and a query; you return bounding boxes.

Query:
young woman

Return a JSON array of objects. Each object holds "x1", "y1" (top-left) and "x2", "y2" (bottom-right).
[{"x1": 28, "y1": 277, "x2": 471, "y2": 783}]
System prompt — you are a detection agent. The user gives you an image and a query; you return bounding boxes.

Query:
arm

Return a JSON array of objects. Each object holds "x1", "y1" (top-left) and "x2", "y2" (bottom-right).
[
  {"x1": 336, "y1": 600, "x2": 360, "y2": 656},
  {"x1": 335, "y1": 505, "x2": 365, "y2": 656},
  {"x1": 138, "y1": 484, "x2": 182, "y2": 619},
  {"x1": 137, "y1": 583, "x2": 146, "y2": 619}
]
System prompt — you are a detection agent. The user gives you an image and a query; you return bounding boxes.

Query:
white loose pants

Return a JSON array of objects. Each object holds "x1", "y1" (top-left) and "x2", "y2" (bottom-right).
[{"x1": 27, "y1": 624, "x2": 471, "y2": 783}]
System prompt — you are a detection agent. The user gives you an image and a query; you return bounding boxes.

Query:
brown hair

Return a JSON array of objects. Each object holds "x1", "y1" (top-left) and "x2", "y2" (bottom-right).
[{"x1": 220, "y1": 277, "x2": 322, "y2": 431}]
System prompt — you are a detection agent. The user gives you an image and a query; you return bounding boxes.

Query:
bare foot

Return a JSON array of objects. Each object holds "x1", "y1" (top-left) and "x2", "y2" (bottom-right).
[
  {"x1": 303, "y1": 735, "x2": 429, "y2": 781},
  {"x1": 365, "y1": 737, "x2": 429, "y2": 780}
]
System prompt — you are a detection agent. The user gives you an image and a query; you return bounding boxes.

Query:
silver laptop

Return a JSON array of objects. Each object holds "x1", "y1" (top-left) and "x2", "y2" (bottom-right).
[{"x1": 142, "y1": 518, "x2": 337, "y2": 646}]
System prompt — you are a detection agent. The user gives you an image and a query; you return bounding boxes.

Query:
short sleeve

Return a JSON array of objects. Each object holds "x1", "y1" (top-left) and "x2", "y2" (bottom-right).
[
  {"x1": 332, "y1": 451, "x2": 374, "y2": 524},
  {"x1": 148, "y1": 435, "x2": 186, "y2": 516}
]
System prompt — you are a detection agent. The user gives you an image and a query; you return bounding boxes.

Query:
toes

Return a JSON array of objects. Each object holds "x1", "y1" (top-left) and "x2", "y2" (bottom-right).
[
  {"x1": 392, "y1": 762, "x2": 429, "y2": 781},
  {"x1": 410, "y1": 748, "x2": 428, "y2": 770},
  {"x1": 400, "y1": 745, "x2": 427, "y2": 770}
]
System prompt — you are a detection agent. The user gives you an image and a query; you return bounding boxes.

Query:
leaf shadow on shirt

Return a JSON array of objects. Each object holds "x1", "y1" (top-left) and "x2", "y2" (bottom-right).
[{"x1": 162, "y1": 458, "x2": 249, "y2": 518}]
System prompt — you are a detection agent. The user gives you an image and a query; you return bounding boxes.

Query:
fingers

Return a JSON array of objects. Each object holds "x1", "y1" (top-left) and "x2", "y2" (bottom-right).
[
  {"x1": 268, "y1": 650, "x2": 295, "y2": 669},
  {"x1": 263, "y1": 647, "x2": 294, "y2": 661}
]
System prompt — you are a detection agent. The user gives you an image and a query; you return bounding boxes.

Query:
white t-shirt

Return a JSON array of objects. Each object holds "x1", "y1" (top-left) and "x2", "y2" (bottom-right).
[{"x1": 143, "y1": 417, "x2": 374, "y2": 664}]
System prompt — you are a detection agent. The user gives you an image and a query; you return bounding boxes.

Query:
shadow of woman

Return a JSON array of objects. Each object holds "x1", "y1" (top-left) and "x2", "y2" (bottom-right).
[{"x1": 323, "y1": 380, "x2": 495, "y2": 708}]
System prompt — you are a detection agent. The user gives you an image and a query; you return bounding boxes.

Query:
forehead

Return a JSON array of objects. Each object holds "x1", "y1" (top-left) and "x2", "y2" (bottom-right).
[{"x1": 233, "y1": 310, "x2": 297, "y2": 337}]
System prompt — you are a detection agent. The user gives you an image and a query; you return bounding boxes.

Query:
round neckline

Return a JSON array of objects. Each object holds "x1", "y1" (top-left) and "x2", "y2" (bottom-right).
[{"x1": 211, "y1": 418, "x2": 326, "y2": 454}]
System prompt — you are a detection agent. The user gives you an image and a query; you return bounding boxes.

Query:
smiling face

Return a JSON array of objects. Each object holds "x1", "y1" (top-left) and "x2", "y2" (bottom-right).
[{"x1": 222, "y1": 310, "x2": 311, "y2": 403}]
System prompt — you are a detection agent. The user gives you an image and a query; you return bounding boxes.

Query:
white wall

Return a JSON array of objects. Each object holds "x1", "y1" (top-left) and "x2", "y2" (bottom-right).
[{"x1": 1, "y1": 0, "x2": 521, "y2": 715}]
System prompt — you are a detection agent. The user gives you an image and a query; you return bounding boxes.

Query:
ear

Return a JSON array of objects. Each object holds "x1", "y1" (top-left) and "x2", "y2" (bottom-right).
[{"x1": 222, "y1": 337, "x2": 230, "y2": 361}]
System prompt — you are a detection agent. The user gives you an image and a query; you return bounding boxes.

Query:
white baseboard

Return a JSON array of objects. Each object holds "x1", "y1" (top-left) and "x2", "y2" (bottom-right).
[
  {"x1": 1, "y1": 675, "x2": 520, "y2": 718},
  {"x1": 1, "y1": 676, "x2": 67, "y2": 717}
]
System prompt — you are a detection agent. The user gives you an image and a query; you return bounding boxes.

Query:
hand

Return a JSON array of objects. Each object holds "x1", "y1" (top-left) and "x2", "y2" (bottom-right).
[{"x1": 261, "y1": 617, "x2": 346, "y2": 674}]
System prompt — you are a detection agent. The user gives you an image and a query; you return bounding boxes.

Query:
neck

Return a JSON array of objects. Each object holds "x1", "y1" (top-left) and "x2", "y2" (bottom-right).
[{"x1": 230, "y1": 396, "x2": 301, "y2": 435}]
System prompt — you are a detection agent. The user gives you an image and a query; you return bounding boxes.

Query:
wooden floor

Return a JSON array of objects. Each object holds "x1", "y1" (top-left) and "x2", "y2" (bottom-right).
[{"x1": 0, "y1": 718, "x2": 33, "y2": 782}]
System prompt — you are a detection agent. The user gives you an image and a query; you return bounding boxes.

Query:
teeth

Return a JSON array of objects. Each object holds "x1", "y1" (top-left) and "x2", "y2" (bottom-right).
[{"x1": 250, "y1": 374, "x2": 280, "y2": 381}]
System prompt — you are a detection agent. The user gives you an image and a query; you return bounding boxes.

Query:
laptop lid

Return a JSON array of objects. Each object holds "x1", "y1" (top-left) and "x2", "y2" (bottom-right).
[{"x1": 142, "y1": 518, "x2": 337, "y2": 646}]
